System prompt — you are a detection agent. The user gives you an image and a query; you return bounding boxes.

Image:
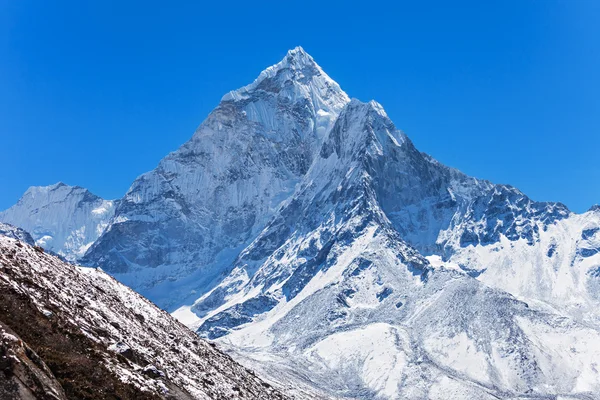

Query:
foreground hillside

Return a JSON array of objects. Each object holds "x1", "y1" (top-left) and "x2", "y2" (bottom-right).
[{"x1": 0, "y1": 228, "x2": 288, "y2": 400}]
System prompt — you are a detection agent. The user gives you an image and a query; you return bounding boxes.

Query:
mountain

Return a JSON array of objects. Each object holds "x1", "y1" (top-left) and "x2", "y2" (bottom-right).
[
  {"x1": 0, "y1": 182, "x2": 116, "y2": 261},
  {"x1": 0, "y1": 232, "x2": 288, "y2": 399},
  {"x1": 81, "y1": 46, "x2": 349, "y2": 308},
  {"x1": 2, "y1": 47, "x2": 600, "y2": 399},
  {"x1": 184, "y1": 98, "x2": 600, "y2": 399}
]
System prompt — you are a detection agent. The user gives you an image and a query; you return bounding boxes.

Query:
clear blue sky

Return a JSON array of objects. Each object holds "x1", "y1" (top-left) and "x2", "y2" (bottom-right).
[{"x1": 1, "y1": 1, "x2": 598, "y2": 212}]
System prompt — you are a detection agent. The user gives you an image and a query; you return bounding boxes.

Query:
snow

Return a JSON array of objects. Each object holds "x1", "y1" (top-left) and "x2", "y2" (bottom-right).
[
  {"x1": 107, "y1": 342, "x2": 132, "y2": 355},
  {"x1": 448, "y1": 210, "x2": 600, "y2": 325},
  {"x1": 1, "y1": 331, "x2": 19, "y2": 343},
  {"x1": 0, "y1": 222, "x2": 35, "y2": 245},
  {"x1": 427, "y1": 376, "x2": 497, "y2": 400},
  {"x1": 516, "y1": 316, "x2": 600, "y2": 394},
  {"x1": 305, "y1": 323, "x2": 407, "y2": 399},
  {"x1": 423, "y1": 332, "x2": 491, "y2": 386},
  {"x1": 0, "y1": 183, "x2": 115, "y2": 261},
  {"x1": 171, "y1": 305, "x2": 201, "y2": 327}
]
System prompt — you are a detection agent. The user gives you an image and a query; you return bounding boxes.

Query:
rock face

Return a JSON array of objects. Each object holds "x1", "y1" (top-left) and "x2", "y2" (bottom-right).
[
  {"x1": 2, "y1": 47, "x2": 600, "y2": 399},
  {"x1": 0, "y1": 183, "x2": 115, "y2": 261},
  {"x1": 0, "y1": 321, "x2": 67, "y2": 400},
  {"x1": 0, "y1": 234, "x2": 288, "y2": 400}
]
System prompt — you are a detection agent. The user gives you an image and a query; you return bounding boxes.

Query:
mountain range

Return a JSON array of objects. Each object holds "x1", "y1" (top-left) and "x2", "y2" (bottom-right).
[{"x1": 2, "y1": 47, "x2": 599, "y2": 399}]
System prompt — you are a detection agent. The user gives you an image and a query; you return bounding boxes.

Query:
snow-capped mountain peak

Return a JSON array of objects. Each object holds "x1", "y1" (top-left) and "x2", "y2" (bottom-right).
[
  {"x1": 20, "y1": 182, "x2": 81, "y2": 203},
  {"x1": 0, "y1": 222, "x2": 35, "y2": 246},
  {"x1": 220, "y1": 47, "x2": 349, "y2": 142},
  {"x1": 0, "y1": 183, "x2": 116, "y2": 261},
  {"x1": 222, "y1": 46, "x2": 345, "y2": 101},
  {"x1": 81, "y1": 48, "x2": 351, "y2": 308}
]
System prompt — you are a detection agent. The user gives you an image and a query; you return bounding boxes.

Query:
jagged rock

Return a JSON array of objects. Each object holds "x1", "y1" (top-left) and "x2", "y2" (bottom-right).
[
  {"x1": 142, "y1": 364, "x2": 165, "y2": 379},
  {"x1": 108, "y1": 342, "x2": 136, "y2": 362}
]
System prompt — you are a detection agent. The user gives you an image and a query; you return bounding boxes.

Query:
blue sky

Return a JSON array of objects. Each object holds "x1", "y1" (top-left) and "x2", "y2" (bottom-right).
[{"x1": 1, "y1": 0, "x2": 598, "y2": 212}]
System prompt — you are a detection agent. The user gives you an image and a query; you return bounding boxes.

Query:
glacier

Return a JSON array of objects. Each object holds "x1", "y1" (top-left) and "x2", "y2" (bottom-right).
[{"x1": 2, "y1": 46, "x2": 600, "y2": 399}]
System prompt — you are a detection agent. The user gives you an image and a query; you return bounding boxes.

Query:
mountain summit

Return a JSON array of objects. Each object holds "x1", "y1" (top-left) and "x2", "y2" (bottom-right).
[{"x1": 2, "y1": 48, "x2": 599, "y2": 399}]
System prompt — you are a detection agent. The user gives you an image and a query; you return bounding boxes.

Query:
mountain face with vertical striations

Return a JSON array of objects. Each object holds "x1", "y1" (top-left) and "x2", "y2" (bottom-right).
[{"x1": 2, "y1": 47, "x2": 600, "y2": 399}]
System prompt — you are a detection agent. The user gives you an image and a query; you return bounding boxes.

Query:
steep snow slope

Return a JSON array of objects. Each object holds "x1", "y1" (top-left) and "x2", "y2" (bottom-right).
[
  {"x1": 0, "y1": 234, "x2": 288, "y2": 399},
  {"x1": 0, "y1": 182, "x2": 115, "y2": 261},
  {"x1": 185, "y1": 100, "x2": 600, "y2": 399},
  {"x1": 82, "y1": 47, "x2": 350, "y2": 309}
]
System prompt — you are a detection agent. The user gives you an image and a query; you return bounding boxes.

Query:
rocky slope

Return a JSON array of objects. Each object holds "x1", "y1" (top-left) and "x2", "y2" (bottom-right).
[
  {"x1": 0, "y1": 183, "x2": 115, "y2": 261},
  {"x1": 0, "y1": 234, "x2": 288, "y2": 399},
  {"x1": 0, "y1": 320, "x2": 67, "y2": 400}
]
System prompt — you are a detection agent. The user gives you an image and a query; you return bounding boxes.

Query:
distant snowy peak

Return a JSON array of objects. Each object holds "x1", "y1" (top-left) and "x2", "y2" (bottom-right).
[
  {"x1": 0, "y1": 183, "x2": 116, "y2": 261},
  {"x1": 0, "y1": 222, "x2": 35, "y2": 246}
]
